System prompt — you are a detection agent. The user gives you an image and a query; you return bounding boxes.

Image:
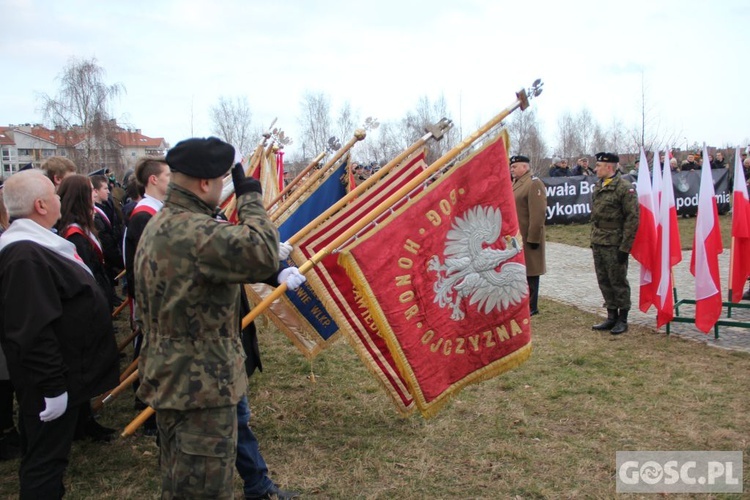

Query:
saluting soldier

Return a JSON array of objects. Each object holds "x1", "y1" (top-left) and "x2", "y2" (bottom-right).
[
  {"x1": 590, "y1": 152, "x2": 639, "y2": 334},
  {"x1": 135, "y1": 137, "x2": 282, "y2": 499},
  {"x1": 511, "y1": 155, "x2": 547, "y2": 316}
]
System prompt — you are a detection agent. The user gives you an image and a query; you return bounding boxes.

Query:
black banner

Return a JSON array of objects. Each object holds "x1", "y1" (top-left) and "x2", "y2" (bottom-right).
[{"x1": 543, "y1": 170, "x2": 730, "y2": 225}]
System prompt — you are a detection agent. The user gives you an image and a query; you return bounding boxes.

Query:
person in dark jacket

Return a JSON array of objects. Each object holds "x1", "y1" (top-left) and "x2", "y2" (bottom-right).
[
  {"x1": 0, "y1": 170, "x2": 118, "y2": 498},
  {"x1": 91, "y1": 174, "x2": 124, "y2": 294},
  {"x1": 548, "y1": 157, "x2": 571, "y2": 177}
]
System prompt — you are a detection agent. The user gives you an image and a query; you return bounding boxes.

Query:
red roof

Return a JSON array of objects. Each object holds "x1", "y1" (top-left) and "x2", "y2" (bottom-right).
[
  {"x1": 113, "y1": 130, "x2": 165, "y2": 148},
  {"x1": 0, "y1": 127, "x2": 14, "y2": 146}
]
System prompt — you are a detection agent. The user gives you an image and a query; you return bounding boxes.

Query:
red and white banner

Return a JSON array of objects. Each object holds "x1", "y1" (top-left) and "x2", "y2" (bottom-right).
[
  {"x1": 339, "y1": 134, "x2": 531, "y2": 417},
  {"x1": 730, "y1": 147, "x2": 750, "y2": 302},
  {"x1": 689, "y1": 147, "x2": 723, "y2": 332},
  {"x1": 295, "y1": 150, "x2": 428, "y2": 415},
  {"x1": 631, "y1": 148, "x2": 658, "y2": 313},
  {"x1": 655, "y1": 148, "x2": 682, "y2": 328}
]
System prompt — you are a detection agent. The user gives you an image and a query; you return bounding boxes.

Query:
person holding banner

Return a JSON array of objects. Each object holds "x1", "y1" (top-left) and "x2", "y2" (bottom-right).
[
  {"x1": 134, "y1": 137, "x2": 282, "y2": 499},
  {"x1": 511, "y1": 155, "x2": 547, "y2": 316},
  {"x1": 590, "y1": 152, "x2": 639, "y2": 334}
]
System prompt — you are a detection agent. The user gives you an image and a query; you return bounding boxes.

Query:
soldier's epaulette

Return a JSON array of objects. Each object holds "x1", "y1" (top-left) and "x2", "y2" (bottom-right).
[{"x1": 531, "y1": 175, "x2": 539, "y2": 180}]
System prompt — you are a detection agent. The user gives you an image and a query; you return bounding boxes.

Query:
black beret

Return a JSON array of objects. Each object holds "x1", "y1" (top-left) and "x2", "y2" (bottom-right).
[
  {"x1": 166, "y1": 137, "x2": 235, "y2": 179},
  {"x1": 595, "y1": 152, "x2": 619, "y2": 163},
  {"x1": 509, "y1": 155, "x2": 530, "y2": 165}
]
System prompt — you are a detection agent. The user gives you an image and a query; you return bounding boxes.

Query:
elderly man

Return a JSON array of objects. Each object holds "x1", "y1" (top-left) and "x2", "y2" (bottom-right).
[
  {"x1": 590, "y1": 153, "x2": 639, "y2": 334},
  {"x1": 510, "y1": 155, "x2": 547, "y2": 316},
  {"x1": 0, "y1": 169, "x2": 118, "y2": 498},
  {"x1": 135, "y1": 137, "x2": 304, "y2": 499}
]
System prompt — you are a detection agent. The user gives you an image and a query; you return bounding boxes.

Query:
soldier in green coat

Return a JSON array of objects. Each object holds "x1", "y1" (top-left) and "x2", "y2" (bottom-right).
[
  {"x1": 135, "y1": 137, "x2": 281, "y2": 499},
  {"x1": 590, "y1": 152, "x2": 639, "y2": 334}
]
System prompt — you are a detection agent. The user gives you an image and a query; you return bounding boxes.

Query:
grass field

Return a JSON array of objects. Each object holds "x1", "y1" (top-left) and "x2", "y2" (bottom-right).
[{"x1": 1, "y1": 216, "x2": 748, "y2": 498}]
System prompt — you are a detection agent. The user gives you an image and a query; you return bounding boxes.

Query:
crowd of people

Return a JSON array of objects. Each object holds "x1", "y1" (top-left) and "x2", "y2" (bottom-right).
[
  {"x1": 515, "y1": 151, "x2": 750, "y2": 330},
  {"x1": 546, "y1": 150, "x2": 750, "y2": 177},
  {"x1": 0, "y1": 139, "x2": 304, "y2": 499},
  {"x1": 1, "y1": 140, "x2": 749, "y2": 498}
]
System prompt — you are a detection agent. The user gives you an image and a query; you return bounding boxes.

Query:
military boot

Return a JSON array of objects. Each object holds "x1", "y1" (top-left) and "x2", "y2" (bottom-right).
[
  {"x1": 592, "y1": 309, "x2": 618, "y2": 330},
  {"x1": 611, "y1": 308, "x2": 629, "y2": 335}
]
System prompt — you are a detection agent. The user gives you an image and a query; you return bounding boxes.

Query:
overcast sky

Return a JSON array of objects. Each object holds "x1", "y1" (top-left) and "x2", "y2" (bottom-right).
[{"x1": 1, "y1": 0, "x2": 748, "y2": 158}]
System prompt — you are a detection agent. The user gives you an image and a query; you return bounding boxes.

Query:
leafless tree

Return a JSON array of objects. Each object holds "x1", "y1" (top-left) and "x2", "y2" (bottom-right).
[
  {"x1": 335, "y1": 101, "x2": 359, "y2": 146},
  {"x1": 628, "y1": 73, "x2": 683, "y2": 157},
  {"x1": 38, "y1": 57, "x2": 125, "y2": 172},
  {"x1": 554, "y1": 111, "x2": 579, "y2": 161},
  {"x1": 210, "y1": 96, "x2": 255, "y2": 156},
  {"x1": 298, "y1": 91, "x2": 332, "y2": 161},
  {"x1": 507, "y1": 108, "x2": 548, "y2": 175},
  {"x1": 400, "y1": 94, "x2": 459, "y2": 164}
]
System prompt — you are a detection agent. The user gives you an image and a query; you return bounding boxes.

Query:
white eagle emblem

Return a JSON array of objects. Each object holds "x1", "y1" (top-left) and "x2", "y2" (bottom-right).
[{"x1": 427, "y1": 205, "x2": 528, "y2": 321}]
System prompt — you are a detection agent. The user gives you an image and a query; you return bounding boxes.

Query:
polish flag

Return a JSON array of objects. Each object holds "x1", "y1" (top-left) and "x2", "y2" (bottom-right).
[
  {"x1": 729, "y1": 147, "x2": 750, "y2": 302},
  {"x1": 630, "y1": 148, "x2": 658, "y2": 312},
  {"x1": 655, "y1": 147, "x2": 682, "y2": 328},
  {"x1": 689, "y1": 146, "x2": 723, "y2": 332}
]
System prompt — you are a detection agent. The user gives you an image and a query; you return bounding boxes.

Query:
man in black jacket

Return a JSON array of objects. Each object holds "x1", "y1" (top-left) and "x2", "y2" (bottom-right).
[{"x1": 0, "y1": 170, "x2": 118, "y2": 498}]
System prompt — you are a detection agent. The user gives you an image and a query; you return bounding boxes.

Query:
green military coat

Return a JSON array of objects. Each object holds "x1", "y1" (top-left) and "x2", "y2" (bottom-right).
[
  {"x1": 135, "y1": 184, "x2": 280, "y2": 411},
  {"x1": 590, "y1": 173, "x2": 639, "y2": 253}
]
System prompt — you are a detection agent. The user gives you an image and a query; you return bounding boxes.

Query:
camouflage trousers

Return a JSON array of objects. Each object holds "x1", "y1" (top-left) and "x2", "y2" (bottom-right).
[
  {"x1": 156, "y1": 405, "x2": 237, "y2": 499},
  {"x1": 591, "y1": 244, "x2": 631, "y2": 310}
]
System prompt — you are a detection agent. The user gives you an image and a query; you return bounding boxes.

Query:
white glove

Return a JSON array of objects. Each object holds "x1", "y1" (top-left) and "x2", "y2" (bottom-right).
[
  {"x1": 233, "y1": 147, "x2": 244, "y2": 165},
  {"x1": 39, "y1": 392, "x2": 68, "y2": 422},
  {"x1": 278, "y1": 267, "x2": 306, "y2": 291},
  {"x1": 278, "y1": 242, "x2": 293, "y2": 261}
]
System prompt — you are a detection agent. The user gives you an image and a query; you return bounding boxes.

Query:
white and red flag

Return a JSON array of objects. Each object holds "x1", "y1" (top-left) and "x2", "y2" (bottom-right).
[
  {"x1": 630, "y1": 148, "x2": 658, "y2": 312},
  {"x1": 689, "y1": 146, "x2": 723, "y2": 332},
  {"x1": 655, "y1": 147, "x2": 682, "y2": 328},
  {"x1": 729, "y1": 147, "x2": 750, "y2": 302}
]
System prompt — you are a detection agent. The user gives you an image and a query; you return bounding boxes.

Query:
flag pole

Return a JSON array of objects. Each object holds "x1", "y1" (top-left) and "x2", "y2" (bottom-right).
[
  {"x1": 269, "y1": 130, "x2": 367, "y2": 222},
  {"x1": 286, "y1": 118, "x2": 452, "y2": 246},
  {"x1": 265, "y1": 151, "x2": 326, "y2": 210},
  {"x1": 122, "y1": 82, "x2": 542, "y2": 436},
  {"x1": 241, "y1": 80, "x2": 542, "y2": 330}
]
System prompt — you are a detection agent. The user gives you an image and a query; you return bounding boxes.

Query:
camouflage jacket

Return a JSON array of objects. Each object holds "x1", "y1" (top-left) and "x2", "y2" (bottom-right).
[
  {"x1": 135, "y1": 184, "x2": 279, "y2": 410},
  {"x1": 590, "y1": 174, "x2": 639, "y2": 252}
]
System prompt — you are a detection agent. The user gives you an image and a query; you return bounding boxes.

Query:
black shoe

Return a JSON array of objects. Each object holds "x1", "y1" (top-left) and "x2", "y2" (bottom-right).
[
  {"x1": 592, "y1": 309, "x2": 618, "y2": 330},
  {"x1": 0, "y1": 428, "x2": 21, "y2": 461},
  {"x1": 77, "y1": 417, "x2": 116, "y2": 443},
  {"x1": 247, "y1": 485, "x2": 300, "y2": 500},
  {"x1": 610, "y1": 308, "x2": 629, "y2": 335},
  {"x1": 530, "y1": 309, "x2": 539, "y2": 316}
]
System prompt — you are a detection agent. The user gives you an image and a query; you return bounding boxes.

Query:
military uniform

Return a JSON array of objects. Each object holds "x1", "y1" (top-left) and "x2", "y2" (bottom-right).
[
  {"x1": 135, "y1": 137, "x2": 280, "y2": 499},
  {"x1": 512, "y1": 169, "x2": 547, "y2": 315},
  {"x1": 590, "y1": 162, "x2": 639, "y2": 333}
]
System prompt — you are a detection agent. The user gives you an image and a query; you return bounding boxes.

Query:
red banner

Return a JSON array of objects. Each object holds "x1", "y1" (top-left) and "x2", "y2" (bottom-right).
[
  {"x1": 295, "y1": 150, "x2": 427, "y2": 415},
  {"x1": 339, "y1": 134, "x2": 532, "y2": 417}
]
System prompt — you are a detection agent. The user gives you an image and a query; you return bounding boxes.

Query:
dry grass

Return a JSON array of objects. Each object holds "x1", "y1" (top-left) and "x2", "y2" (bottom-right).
[{"x1": 2, "y1": 297, "x2": 749, "y2": 498}]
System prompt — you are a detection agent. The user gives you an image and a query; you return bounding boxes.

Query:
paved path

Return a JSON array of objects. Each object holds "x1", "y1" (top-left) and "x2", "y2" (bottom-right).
[{"x1": 541, "y1": 242, "x2": 750, "y2": 353}]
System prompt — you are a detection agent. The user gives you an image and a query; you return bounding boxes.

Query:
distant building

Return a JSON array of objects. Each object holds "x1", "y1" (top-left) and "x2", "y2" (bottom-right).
[{"x1": 0, "y1": 122, "x2": 168, "y2": 178}]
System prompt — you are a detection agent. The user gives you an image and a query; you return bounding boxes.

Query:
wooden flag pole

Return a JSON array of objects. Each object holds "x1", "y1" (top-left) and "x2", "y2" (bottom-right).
[
  {"x1": 286, "y1": 118, "x2": 452, "y2": 246},
  {"x1": 122, "y1": 81, "x2": 542, "y2": 436},
  {"x1": 269, "y1": 130, "x2": 367, "y2": 222},
  {"x1": 265, "y1": 151, "x2": 326, "y2": 210},
  {"x1": 220, "y1": 119, "x2": 277, "y2": 216},
  {"x1": 241, "y1": 81, "x2": 542, "y2": 330},
  {"x1": 117, "y1": 328, "x2": 140, "y2": 353},
  {"x1": 111, "y1": 298, "x2": 128, "y2": 318}
]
